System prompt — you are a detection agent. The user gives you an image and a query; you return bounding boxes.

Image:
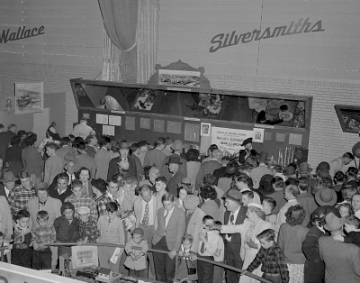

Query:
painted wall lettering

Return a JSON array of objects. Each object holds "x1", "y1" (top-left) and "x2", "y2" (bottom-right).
[
  {"x1": 209, "y1": 18, "x2": 324, "y2": 53},
  {"x1": 0, "y1": 26, "x2": 45, "y2": 43}
]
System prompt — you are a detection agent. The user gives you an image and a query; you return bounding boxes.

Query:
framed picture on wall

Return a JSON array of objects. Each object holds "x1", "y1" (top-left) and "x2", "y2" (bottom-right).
[
  {"x1": 200, "y1": 122, "x2": 211, "y2": 136},
  {"x1": 15, "y1": 82, "x2": 43, "y2": 115},
  {"x1": 158, "y1": 69, "x2": 201, "y2": 88},
  {"x1": 335, "y1": 105, "x2": 360, "y2": 133}
]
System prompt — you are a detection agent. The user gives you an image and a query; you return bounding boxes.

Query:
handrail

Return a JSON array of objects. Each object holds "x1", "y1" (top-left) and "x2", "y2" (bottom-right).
[{"x1": 46, "y1": 243, "x2": 272, "y2": 283}]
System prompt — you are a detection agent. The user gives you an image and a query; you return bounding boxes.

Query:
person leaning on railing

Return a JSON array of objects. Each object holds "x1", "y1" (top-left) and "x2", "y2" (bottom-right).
[{"x1": 244, "y1": 229, "x2": 289, "y2": 283}]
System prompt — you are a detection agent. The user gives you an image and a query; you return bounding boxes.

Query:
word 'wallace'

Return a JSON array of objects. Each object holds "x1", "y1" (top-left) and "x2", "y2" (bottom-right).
[
  {"x1": 0, "y1": 25, "x2": 45, "y2": 44},
  {"x1": 209, "y1": 18, "x2": 325, "y2": 53}
]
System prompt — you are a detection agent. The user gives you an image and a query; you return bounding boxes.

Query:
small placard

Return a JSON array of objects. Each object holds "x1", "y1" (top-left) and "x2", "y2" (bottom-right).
[
  {"x1": 167, "y1": 121, "x2": 182, "y2": 134},
  {"x1": 125, "y1": 116, "x2": 136, "y2": 131},
  {"x1": 82, "y1": 113, "x2": 90, "y2": 119},
  {"x1": 253, "y1": 128, "x2": 264, "y2": 143},
  {"x1": 289, "y1": 133, "x2": 303, "y2": 145},
  {"x1": 140, "y1": 118, "x2": 151, "y2": 129},
  {"x1": 276, "y1": 133, "x2": 286, "y2": 142},
  {"x1": 264, "y1": 132, "x2": 272, "y2": 141},
  {"x1": 154, "y1": 119, "x2": 165, "y2": 133},
  {"x1": 109, "y1": 115, "x2": 121, "y2": 126},
  {"x1": 96, "y1": 114, "x2": 108, "y2": 125},
  {"x1": 102, "y1": 125, "x2": 115, "y2": 136}
]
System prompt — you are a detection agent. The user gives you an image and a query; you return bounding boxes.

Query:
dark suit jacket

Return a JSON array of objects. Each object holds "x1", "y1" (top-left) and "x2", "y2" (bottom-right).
[
  {"x1": 108, "y1": 154, "x2": 142, "y2": 181},
  {"x1": 167, "y1": 170, "x2": 185, "y2": 196},
  {"x1": 224, "y1": 205, "x2": 248, "y2": 254},
  {"x1": 161, "y1": 154, "x2": 187, "y2": 182},
  {"x1": 152, "y1": 206, "x2": 185, "y2": 252},
  {"x1": 48, "y1": 182, "x2": 73, "y2": 204},
  {"x1": 0, "y1": 131, "x2": 15, "y2": 160}
]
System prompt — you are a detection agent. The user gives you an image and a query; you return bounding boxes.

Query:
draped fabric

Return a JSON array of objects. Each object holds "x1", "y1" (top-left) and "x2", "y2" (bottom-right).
[
  {"x1": 99, "y1": 0, "x2": 159, "y2": 83},
  {"x1": 99, "y1": 0, "x2": 138, "y2": 82},
  {"x1": 136, "y1": 0, "x2": 160, "y2": 84}
]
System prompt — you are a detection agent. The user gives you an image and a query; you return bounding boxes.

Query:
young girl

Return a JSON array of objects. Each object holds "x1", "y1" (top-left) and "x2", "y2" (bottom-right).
[
  {"x1": 176, "y1": 234, "x2": 197, "y2": 283},
  {"x1": 337, "y1": 202, "x2": 354, "y2": 219}
]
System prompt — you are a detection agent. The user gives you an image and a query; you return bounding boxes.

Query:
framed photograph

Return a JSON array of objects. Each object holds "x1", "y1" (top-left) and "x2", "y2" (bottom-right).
[
  {"x1": 15, "y1": 82, "x2": 43, "y2": 115},
  {"x1": 253, "y1": 128, "x2": 265, "y2": 143},
  {"x1": 334, "y1": 104, "x2": 360, "y2": 133},
  {"x1": 159, "y1": 69, "x2": 201, "y2": 88},
  {"x1": 200, "y1": 122, "x2": 211, "y2": 137}
]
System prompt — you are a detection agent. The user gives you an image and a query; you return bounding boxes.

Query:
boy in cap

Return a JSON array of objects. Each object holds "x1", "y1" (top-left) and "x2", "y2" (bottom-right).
[
  {"x1": 77, "y1": 206, "x2": 100, "y2": 244},
  {"x1": 124, "y1": 227, "x2": 149, "y2": 278}
]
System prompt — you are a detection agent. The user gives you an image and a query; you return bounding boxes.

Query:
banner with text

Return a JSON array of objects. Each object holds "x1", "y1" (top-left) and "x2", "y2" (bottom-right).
[{"x1": 211, "y1": 127, "x2": 253, "y2": 154}]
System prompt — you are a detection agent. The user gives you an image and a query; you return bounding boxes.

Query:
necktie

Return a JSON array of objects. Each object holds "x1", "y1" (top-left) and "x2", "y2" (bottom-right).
[
  {"x1": 164, "y1": 210, "x2": 169, "y2": 227},
  {"x1": 228, "y1": 214, "x2": 235, "y2": 240},
  {"x1": 200, "y1": 232, "x2": 207, "y2": 253},
  {"x1": 142, "y1": 202, "x2": 149, "y2": 226}
]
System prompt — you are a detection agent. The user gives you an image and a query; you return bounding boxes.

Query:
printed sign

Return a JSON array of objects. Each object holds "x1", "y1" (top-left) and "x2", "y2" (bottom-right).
[{"x1": 211, "y1": 127, "x2": 253, "y2": 154}]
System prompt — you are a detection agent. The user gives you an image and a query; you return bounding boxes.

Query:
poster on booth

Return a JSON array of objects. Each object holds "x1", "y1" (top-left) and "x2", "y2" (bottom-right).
[{"x1": 211, "y1": 127, "x2": 254, "y2": 154}]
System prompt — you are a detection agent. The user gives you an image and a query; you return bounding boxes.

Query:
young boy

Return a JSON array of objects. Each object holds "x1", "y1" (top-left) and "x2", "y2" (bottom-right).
[
  {"x1": 197, "y1": 215, "x2": 223, "y2": 283},
  {"x1": 31, "y1": 210, "x2": 56, "y2": 269},
  {"x1": 245, "y1": 229, "x2": 289, "y2": 283},
  {"x1": 124, "y1": 228, "x2": 149, "y2": 278},
  {"x1": 333, "y1": 216, "x2": 360, "y2": 247},
  {"x1": 77, "y1": 206, "x2": 100, "y2": 244},
  {"x1": 262, "y1": 197, "x2": 277, "y2": 225},
  {"x1": 0, "y1": 232, "x2": 11, "y2": 263},
  {"x1": 212, "y1": 221, "x2": 225, "y2": 283},
  {"x1": 53, "y1": 202, "x2": 80, "y2": 258},
  {"x1": 12, "y1": 209, "x2": 32, "y2": 268},
  {"x1": 241, "y1": 191, "x2": 254, "y2": 207},
  {"x1": 97, "y1": 202, "x2": 125, "y2": 273}
]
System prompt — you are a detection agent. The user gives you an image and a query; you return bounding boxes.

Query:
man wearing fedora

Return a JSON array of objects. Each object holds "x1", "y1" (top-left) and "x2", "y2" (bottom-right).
[
  {"x1": 319, "y1": 213, "x2": 360, "y2": 283},
  {"x1": 166, "y1": 155, "x2": 185, "y2": 196},
  {"x1": 222, "y1": 188, "x2": 247, "y2": 283},
  {"x1": 315, "y1": 187, "x2": 337, "y2": 208},
  {"x1": 160, "y1": 140, "x2": 187, "y2": 182},
  {"x1": 0, "y1": 171, "x2": 18, "y2": 204},
  {"x1": 107, "y1": 140, "x2": 143, "y2": 181}
]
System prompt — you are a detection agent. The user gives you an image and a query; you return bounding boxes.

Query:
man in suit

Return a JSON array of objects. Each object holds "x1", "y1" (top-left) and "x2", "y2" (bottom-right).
[
  {"x1": 28, "y1": 182, "x2": 62, "y2": 228},
  {"x1": 47, "y1": 173, "x2": 72, "y2": 204},
  {"x1": 166, "y1": 155, "x2": 185, "y2": 196},
  {"x1": 319, "y1": 212, "x2": 360, "y2": 283},
  {"x1": 152, "y1": 192, "x2": 185, "y2": 283},
  {"x1": 64, "y1": 161, "x2": 77, "y2": 185},
  {"x1": 223, "y1": 188, "x2": 247, "y2": 283},
  {"x1": 44, "y1": 142, "x2": 64, "y2": 185},
  {"x1": 144, "y1": 137, "x2": 167, "y2": 170},
  {"x1": 0, "y1": 123, "x2": 16, "y2": 160},
  {"x1": 134, "y1": 184, "x2": 159, "y2": 279},
  {"x1": 56, "y1": 137, "x2": 72, "y2": 161},
  {"x1": 160, "y1": 140, "x2": 187, "y2": 181},
  {"x1": 183, "y1": 195, "x2": 205, "y2": 254},
  {"x1": 0, "y1": 171, "x2": 18, "y2": 204},
  {"x1": 107, "y1": 140, "x2": 143, "y2": 181}
]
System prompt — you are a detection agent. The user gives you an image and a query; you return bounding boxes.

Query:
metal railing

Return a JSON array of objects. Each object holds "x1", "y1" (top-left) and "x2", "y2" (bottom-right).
[{"x1": 1, "y1": 243, "x2": 271, "y2": 283}]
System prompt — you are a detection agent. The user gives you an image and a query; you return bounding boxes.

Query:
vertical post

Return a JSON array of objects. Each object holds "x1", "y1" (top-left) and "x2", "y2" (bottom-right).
[
  {"x1": 1, "y1": 250, "x2": 4, "y2": 262},
  {"x1": 174, "y1": 253, "x2": 179, "y2": 282}
]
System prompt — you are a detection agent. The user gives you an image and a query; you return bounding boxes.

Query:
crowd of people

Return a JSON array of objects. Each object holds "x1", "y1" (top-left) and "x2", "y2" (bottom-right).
[{"x1": 0, "y1": 121, "x2": 360, "y2": 283}]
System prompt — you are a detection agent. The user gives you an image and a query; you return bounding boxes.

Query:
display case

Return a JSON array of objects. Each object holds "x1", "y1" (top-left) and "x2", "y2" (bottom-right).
[
  {"x1": 70, "y1": 61, "x2": 312, "y2": 161},
  {"x1": 335, "y1": 104, "x2": 360, "y2": 133}
]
